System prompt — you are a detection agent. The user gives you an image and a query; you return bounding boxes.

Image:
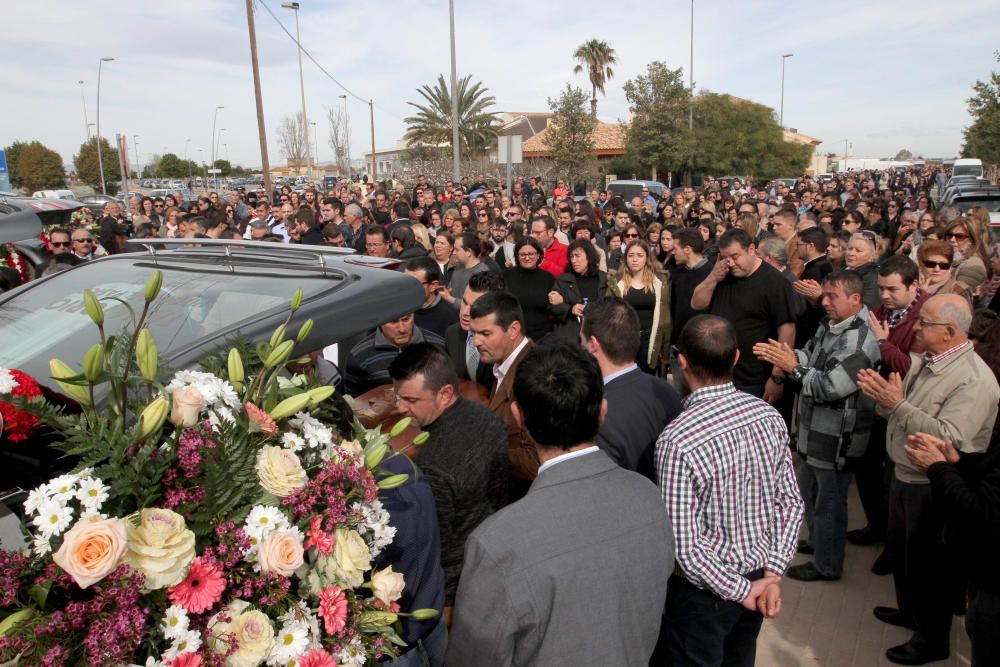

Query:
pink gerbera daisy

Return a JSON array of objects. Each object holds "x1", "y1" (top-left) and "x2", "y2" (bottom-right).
[
  {"x1": 168, "y1": 557, "x2": 226, "y2": 614},
  {"x1": 297, "y1": 648, "x2": 339, "y2": 667},
  {"x1": 304, "y1": 515, "x2": 334, "y2": 556},
  {"x1": 168, "y1": 654, "x2": 204, "y2": 667},
  {"x1": 245, "y1": 402, "x2": 278, "y2": 436},
  {"x1": 317, "y1": 584, "x2": 348, "y2": 636}
]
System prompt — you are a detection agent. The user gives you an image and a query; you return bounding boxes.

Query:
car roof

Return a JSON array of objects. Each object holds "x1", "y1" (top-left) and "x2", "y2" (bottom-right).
[
  {"x1": 608, "y1": 180, "x2": 665, "y2": 187},
  {"x1": 0, "y1": 195, "x2": 84, "y2": 243}
]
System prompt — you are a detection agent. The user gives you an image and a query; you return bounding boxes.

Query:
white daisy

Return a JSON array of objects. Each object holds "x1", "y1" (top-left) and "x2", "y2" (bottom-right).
[
  {"x1": 32, "y1": 535, "x2": 52, "y2": 557},
  {"x1": 0, "y1": 368, "x2": 18, "y2": 394},
  {"x1": 282, "y1": 432, "x2": 306, "y2": 453},
  {"x1": 245, "y1": 505, "x2": 288, "y2": 537},
  {"x1": 337, "y1": 637, "x2": 368, "y2": 665},
  {"x1": 32, "y1": 500, "x2": 74, "y2": 537},
  {"x1": 23, "y1": 485, "x2": 49, "y2": 516},
  {"x1": 161, "y1": 605, "x2": 189, "y2": 639},
  {"x1": 267, "y1": 622, "x2": 309, "y2": 665},
  {"x1": 45, "y1": 475, "x2": 78, "y2": 502},
  {"x1": 162, "y1": 628, "x2": 201, "y2": 660},
  {"x1": 76, "y1": 477, "x2": 109, "y2": 510}
]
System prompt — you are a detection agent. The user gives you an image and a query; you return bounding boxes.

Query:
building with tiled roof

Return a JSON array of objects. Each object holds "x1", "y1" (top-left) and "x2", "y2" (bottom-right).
[{"x1": 521, "y1": 121, "x2": 627, "y2": 159}]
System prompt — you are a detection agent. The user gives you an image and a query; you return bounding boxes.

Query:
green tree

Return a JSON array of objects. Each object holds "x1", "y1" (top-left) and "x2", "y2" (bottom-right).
[
  {"x1": 961, "y1": 51, "x2": 1000, "y2": 163},
  {"x1": 157, "y1": 153, "x2": 189, "y2": 178},
  {"x1": 622, "y1": 62, "x2": 693, "y2": 176},
  {"x1": 404, "y1": 74, "x2": 502, "y2": 157},
  {"x1": 546, "y1": 84, "x2": 597, "y2": 181},
  {"x1": 74, "y1": 137, "x2": 121, "y2": 193},
  {"x1": 213, "y1": 159, "x2": 232, "y2": 177},
  {"x1": 689, "y1": 93, "x2": 811, "y2": 178},
  {"x1": 573, "y1": 39, "x2": 617, "y2": 118},
  {"x1": 4, "y1": 140, "x2": 65, "y2": 192},
  {"x1": 894, "y1": 148, "x2": 913, "y2": 161}
]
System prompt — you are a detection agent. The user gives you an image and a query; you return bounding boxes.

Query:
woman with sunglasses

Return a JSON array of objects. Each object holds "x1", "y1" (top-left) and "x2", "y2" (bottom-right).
[
  {"x1": 502, "y1": 237, "x2": 555, "y2": 341},
  {"x1": 548, "y1": 239, "x2": 607, "y2": 344},
  {"x1": 844, "y1": 231, "x2": 881, "y2": 309},
  {"x1": 607, "y1": 240, "x2": 670, "y2": 375},
  {"x1": 918, "y1": 239, "x2": 972, "y2": 304},
  {"x1": 944, "y1": 219, "x2": 989, "y2": 295}
]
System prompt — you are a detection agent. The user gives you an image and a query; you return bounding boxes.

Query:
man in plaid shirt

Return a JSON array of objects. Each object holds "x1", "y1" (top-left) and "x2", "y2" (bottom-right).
[{"x1": 656, "y1": 315, "x2": 804, "y2": 667}]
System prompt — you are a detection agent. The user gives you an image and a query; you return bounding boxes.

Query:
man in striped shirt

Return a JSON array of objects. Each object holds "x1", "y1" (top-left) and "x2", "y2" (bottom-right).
[{"x1": 655, "y1": 315, "x2": 804, "y2": 667}]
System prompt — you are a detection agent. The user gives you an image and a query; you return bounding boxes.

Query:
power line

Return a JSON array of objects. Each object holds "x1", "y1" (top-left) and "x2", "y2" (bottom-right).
[{"x1": 255, "y1": 0, "x2": 406, "y2": 123}]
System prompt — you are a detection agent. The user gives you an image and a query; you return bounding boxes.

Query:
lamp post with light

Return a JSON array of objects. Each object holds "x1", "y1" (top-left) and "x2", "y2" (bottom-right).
[{"x1": 96, "y1": 56, "x2": 115, "y2": 195}]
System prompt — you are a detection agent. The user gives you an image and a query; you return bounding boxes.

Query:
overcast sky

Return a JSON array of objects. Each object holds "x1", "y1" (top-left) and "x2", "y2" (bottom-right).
[{"x1": 3, "y1": 0, "x2": 998, "y2": 172}]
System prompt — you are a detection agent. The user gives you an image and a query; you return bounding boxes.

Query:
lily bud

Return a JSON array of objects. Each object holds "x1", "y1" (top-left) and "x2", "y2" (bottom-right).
[
  {"x1": 359, "y1": 610, "x2": 398, "y2": 627},
  {"x1": 388, "y1": 417, "x2": 412, "y2": 438},
  {"x1": 135, "y1": 396, "x2": 169, "y2": 441},
  {"x1": 136, "y1": 329, "x2": 158, "y2": 381},
  {"x1": 82, "y1": 289, "x2": 104, "y2": 327},
  {"x1": 268, "y1": 392, "x2": 312, "y2": 421},
  {"x1": 412, "y1": 431, "x2": 430, "y2": 446},
  {"x1": 365, "y1": 443, "x2": 388, "y2": 470},
  {"x1": 296, "y1": 319, "x2": 314, "y2": 343},
  {"x1": 263, "y1": 340, "x2": 295, "y2": 369},
  {"x1": 290, "y1": 288, "x2": 303, "y2": 312},
  {"x1": 144, "y1": 270, "x2": 163, "y2": 303},
  {"x1": 227, "y1": 348, "x2": 245, "y2": 384},
  {"x1": 377, "y1": 473, "x2": 409, "y2": 490},
  {"x1": 82, "y1": 343, "x2": 104, "y2": 383},
  {"x1": 306, "y1": 385, "x2": 335, "y2": 406},
  {"x1": 49, "y1": 359, "x2": 91, "y2": 405},
  {"x1": 410, "y1": 608, "x2": 440, "y2": 621},
  {"x1": 269, "y1": 324, "x2": 286, "y2": 349}
]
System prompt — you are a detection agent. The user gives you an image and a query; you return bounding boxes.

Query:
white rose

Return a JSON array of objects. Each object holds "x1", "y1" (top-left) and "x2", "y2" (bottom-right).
[
  {"x1": 170, "y1": 385, "x2": 205, "y2": 428},
  {"x1": 255, "y1": 446, "x2": 307, "y2": 497},
  {"x1": 208, "y1": 600, "x2": 275, "y2": 667},
  {"x1": 326, "y1": 526, "x2": 371, "y2": 589},
  {"x1": 124, "y1": 508, "x2": 195, "y2": 590},
  {"x1": 371, "y1": 565, "x2": 406, "y2": 605}
]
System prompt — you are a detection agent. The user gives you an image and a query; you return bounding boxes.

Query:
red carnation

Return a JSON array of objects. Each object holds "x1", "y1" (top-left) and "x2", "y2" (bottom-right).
[{"x1": 0, "y1": 369, "x2": 42, "y2": 442}]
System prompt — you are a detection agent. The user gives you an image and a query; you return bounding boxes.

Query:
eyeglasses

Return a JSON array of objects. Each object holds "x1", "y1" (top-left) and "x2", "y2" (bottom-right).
[
  {"x1": 944, "y1": 232, "x2": 969, "y2": 241},
  {"x1": 51, "y1": 241, "x2": 70, "y2": 247},
  {"x1": 73, "y1": 238, "x2": 94, "y2": 244},
  {"x1": 517, "y1": 252, "x2": 538, "y2": 258},
  {"x1": 623, "y1": 233, "x2": 639, "y2": 238},
  {"x1": 852, "y1": 230, "x2": 877, "y2": 242},
  {"x1": 917, "y1": 316, "x2": 952, "y2": 328},
  {"x1": 153, "y1": 204, "x2": 165, "y2": 208},
  {"x1": 922, "y1": 260, "x2": 952, "y2": 270}
]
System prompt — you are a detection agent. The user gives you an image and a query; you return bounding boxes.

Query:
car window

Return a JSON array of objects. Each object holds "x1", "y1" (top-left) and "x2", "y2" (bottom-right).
[{"x1": 0, "y1": 260, "x2": 336, "y2": 389}]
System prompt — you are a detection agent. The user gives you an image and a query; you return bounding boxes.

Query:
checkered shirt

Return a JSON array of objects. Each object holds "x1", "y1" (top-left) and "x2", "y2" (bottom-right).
[{"x1": 655, "y1": 383, "x2": 804, "y2": 602}]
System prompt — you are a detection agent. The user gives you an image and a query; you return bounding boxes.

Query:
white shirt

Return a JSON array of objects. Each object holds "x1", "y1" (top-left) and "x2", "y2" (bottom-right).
[
  {"x1": 537, "y1": 445, "x2": 600, "y2": 475},
  {"x1": 603, "y1": 363, "x2": 638, "y2": 385},
  {"x1": 493, "y1": 336, "x2": 530, "y2": 389}
]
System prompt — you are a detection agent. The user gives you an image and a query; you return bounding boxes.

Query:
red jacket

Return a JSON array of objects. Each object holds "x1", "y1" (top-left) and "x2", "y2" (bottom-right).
[
  {"x1": 539, "y1": 238, "x2": 568, "y2": 278},
  {"x1": 874, "y1": 290, "x2": 930, "y2": 377}
]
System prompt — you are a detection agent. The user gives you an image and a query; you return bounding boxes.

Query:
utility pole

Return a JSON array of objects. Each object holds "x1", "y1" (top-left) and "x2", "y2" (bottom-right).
[
  {"x1": 780, "y1": 53, "x2": 793, "y2": 128},
  {"x1": 282, "y1": 2, "x2": 309, "y2": 176},
  {"x1": 369, "y1": 100, "x2": 376, "y2": 184},
  {"x1": 78, "y1": 80, "x2": 90, "y2": 140},
  {"x1": 96, "y1": 57, "x2": 114, "y2": 195},
  {"x1": 449, "y1": 0, "x2": 460, "y2": 182},
  {"x1": 245, "y1": 0, "x2": 272, "y2": 196}
]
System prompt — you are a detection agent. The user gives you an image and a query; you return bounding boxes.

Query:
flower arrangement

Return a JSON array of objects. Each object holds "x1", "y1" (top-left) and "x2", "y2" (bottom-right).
[
  {"x1": 0, "y1": 243, "x2": 29, "y2": 284},
  {"x1": 0, "y1": 273, "x2": 435, "y2": 666},
  {"x1": 0, "y1": 368, "x2": 42, "y2": 442}
]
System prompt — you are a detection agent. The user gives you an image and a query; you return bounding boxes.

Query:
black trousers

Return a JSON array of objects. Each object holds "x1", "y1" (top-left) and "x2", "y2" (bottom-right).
[
  {"x1": 888, "y1": 478, "x2": 952, "y2": 652},
  {"x1": 662, "y1": 573, "x2": 764, "y2": 667},
  {"x1": 968, "y1": 588, "x2": 1000, "y2": 667},
  {"x1": 854, "y1": 418, "x2": 889, "y2": 537}
]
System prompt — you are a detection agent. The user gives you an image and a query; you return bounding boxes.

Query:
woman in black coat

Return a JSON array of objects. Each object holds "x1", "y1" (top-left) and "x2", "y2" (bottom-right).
[
  {"x1": 501, "y1": 237, "x2": 555, "y2": 341},
  {"x1": 548, "y1": 239, "x2": 608, "y2": 344}
]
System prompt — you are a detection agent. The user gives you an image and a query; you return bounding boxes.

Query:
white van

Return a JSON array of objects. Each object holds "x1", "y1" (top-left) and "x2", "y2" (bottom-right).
[
  {"x1": 952, "y1": 158, "x2": 984, "y2": 179},
  {"x1": 31, "y1": 189, "x2": 76, "y2": 200}
]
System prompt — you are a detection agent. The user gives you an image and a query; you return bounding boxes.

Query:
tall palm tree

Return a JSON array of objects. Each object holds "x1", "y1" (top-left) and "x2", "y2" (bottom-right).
[
  {"x1": 404, "y1": 74, "x2": 501, "y2": 157},
  {"x1": 573, "y1": 39, "x2": 617, "y2": 118}
]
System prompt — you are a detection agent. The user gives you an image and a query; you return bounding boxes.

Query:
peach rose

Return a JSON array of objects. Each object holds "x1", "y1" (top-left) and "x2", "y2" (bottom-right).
[
  {"x1": 52, "y1": 515, "x2": 128, "y2": 588},
  {"x1": 170, "y1": 386, "x2": 204, "y2": 427},
  {"x1": 258, "y1": 529, "x2": 304, "y2": 577},
  {"x1": 370, "y1": 565, "x2": 406, "y2": 606}
]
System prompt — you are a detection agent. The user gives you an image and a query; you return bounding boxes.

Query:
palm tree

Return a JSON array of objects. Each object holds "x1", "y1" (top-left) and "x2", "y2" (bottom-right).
[
  {"x1": 404, "y1": 74, "x2": 501, "y2": 157},
  {"x1": 573, "y1": 39, "x2": 617, "y2": 118}
]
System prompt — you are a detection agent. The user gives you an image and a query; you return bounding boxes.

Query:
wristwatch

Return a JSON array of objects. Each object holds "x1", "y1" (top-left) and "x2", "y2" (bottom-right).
[
  {"x1": 790, "y1": 365, "x2": 808, "y2": 382},
  {"x1": 769, "y1": 374, "x2": 785, "y2": 385}
]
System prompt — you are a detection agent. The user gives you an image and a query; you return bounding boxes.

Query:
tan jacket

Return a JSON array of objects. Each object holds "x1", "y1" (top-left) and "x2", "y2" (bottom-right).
[
  {"x1": 884, "y1": 344, "x2": 1000, "y2": 484},
  {"x1": 488, "y1": 340, "x2": 540, "y2": 480}
]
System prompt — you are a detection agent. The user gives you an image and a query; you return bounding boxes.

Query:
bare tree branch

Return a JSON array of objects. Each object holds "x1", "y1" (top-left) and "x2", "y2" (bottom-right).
[
  {"x1": 326, "y1": 106, "x2": 351, "y2": 176},
  {"x1": 277, "y1": 112, "x2": 308, "y2": 173}
]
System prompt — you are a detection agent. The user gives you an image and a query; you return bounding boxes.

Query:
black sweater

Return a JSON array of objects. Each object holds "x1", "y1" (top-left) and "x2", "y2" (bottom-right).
[
  {"x1": 669, "y1": 260, "x2": 713, "y2": 345},
  {"x1": 926, "y1": 436, "x2": 1000, "y2": 593},
  {"x1": 416, "y1": 397, "x2": 510, "y2": 604},
  {"x1": 502, "y1": 266, "x2": 555, "y2": 341}
]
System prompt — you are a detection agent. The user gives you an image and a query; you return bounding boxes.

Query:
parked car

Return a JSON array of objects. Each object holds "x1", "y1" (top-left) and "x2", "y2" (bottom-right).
[
  {"x1": 78, "y1": 194, "x2": 119, "y2": 216},
  {"x1": 952, "y1": 158, "x2": 984, "y2": 179},
  {"x1": 606, "y1": 179, "x2": 668, "y2": 202},
  {"x1": 31, "y1": 189, "x2": 76, "y2": 200}
]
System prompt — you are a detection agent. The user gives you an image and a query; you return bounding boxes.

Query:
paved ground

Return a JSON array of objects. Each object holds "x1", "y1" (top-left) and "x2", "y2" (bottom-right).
[{"x1": 756, "y1": 482, "x2": 972, "y2": 666}]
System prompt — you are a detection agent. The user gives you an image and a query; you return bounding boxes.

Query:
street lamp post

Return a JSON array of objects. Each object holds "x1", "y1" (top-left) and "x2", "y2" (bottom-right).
[
  {"x1": 448, "y1": 0, "x2": 460, "y2": 181},
  {"x1": 688, "y1": 0, "x2": 694, "y2": 131},
  {"x1": 78, "y1": 80, "x2": 90, "y2": 140},
  {"x1": 96, "y1": 56, "x2": 114, "y2": 195},
  {"x1": 185, "y1": 139, "x2": 192, "y2": 182},
  {"x1": 281, "y1": 2, "x2": 309, "y2": 176},
  {"x1": 215, "y1": 128, "x2": 226, "y2": 188},
  {"x1": 780, "y1": 53, "x2": 794, "y2": 128},
  {"x1": 210, "y1": 106, "x2": 224, "y2": 191}
]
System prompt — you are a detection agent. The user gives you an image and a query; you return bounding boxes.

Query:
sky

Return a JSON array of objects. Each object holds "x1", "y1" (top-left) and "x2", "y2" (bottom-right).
[{"x1": 2, "y1": 0, "x2": 998, "y2": 173}]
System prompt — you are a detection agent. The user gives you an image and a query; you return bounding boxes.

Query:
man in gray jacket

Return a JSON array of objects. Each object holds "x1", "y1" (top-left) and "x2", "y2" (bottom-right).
[{"x1": 447, "y1": 342, "x2": 674, "y2": 666}]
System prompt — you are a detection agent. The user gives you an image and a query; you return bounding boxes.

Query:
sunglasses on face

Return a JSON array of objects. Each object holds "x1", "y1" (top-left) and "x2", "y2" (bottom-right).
[
  {"x1": 51, "y1": 241, "x2": 70, "y2": 247},
  {"x1": 944, "y1": 232, "x2": 969, "y2": 241},
  {"x1": 922, "y1": 260, "x2": 951, "y2": 270},
  {"x1": 623, "y1": 233, "x2": 639, "y2": 238}
]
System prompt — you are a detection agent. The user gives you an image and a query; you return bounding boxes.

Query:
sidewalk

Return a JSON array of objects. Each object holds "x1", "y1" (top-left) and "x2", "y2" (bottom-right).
[{"x1": 756, "y1": 483, "x2": 972, "y2": 666}]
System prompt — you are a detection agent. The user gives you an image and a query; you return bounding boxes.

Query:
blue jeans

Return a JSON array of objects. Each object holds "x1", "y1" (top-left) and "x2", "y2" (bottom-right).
[
  {"x1": 797, "y1": 460, "x2": 852, "y2": 577},
  {"x1": 382, "y1": 617, "x2": 447, "y2": 667}
]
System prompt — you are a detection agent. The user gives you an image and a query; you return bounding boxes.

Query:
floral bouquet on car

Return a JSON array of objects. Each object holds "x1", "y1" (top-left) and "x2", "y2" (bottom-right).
[{"x1": 0, "y1": 272, "x2": 435, "y2": 667}]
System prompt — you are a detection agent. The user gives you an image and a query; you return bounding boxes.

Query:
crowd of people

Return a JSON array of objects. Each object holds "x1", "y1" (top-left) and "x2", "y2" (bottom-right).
[{"x1": 5, "y1": 165, "x2": 1000, "y2": 666}]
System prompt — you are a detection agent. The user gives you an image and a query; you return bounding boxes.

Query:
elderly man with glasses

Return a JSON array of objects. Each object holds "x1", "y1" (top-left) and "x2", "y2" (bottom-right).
[{"x1": 857, "y1": 294, "x2": 1000, "y2": 665}]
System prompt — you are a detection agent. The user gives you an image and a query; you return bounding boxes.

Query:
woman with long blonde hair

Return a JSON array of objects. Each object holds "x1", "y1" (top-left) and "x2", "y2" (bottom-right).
[{"x1": 607, "y1": 240, "x2": 671, "y2": 374}]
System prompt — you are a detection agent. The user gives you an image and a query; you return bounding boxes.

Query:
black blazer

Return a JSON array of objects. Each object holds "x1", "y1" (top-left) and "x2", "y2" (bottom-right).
[{"x1": 444, "y1": 322, "x2": 494, "y2": 389}]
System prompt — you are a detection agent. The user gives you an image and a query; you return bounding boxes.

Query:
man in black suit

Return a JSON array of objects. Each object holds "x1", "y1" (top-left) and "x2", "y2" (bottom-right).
[
  {"x1": 580, "y1": 297, "x2": 682, "y2": 481},
  {"x1": 793, "y1": 227, "x2": 834, "y2": 347},
  {"x1": 444, "y1": 271, "x2": 506, "y2": 389}
]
